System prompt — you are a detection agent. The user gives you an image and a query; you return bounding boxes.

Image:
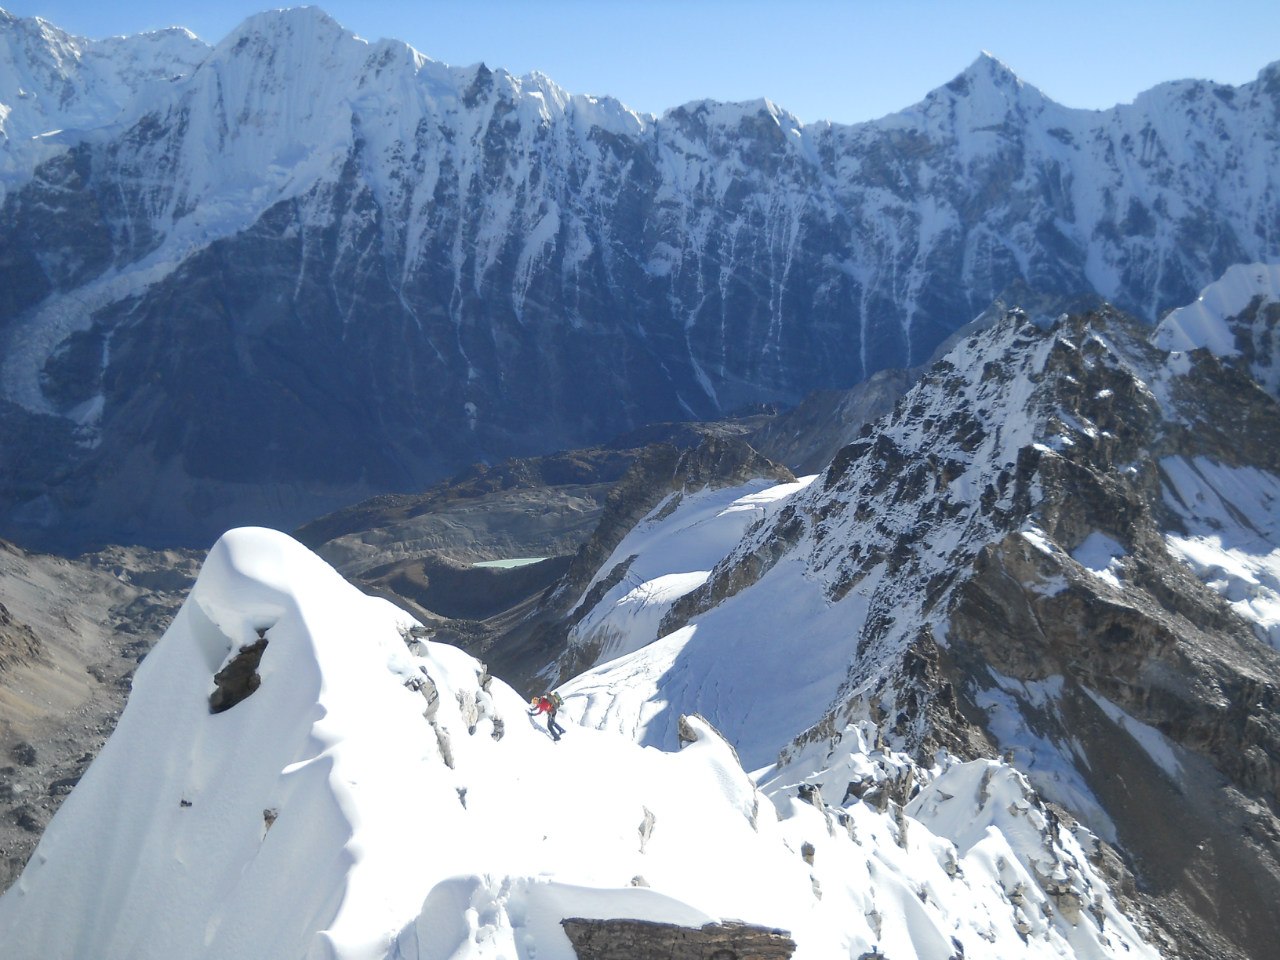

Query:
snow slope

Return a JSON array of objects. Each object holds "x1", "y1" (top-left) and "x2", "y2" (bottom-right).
[
  {"x1": 1151, "y1": 265, "x2": 1280, "y2": 648},
  {"x1": 1161, "y1": 456, "x2": 1280, "y2": 649},
  {"x1": 564, "y1": 475, "x2": 813, "y2": 670},
  {"x1": 0, "y1": 528, "x2": 1155, "y2": 959},
  {"x1": 560, "y1": 307, "x2": 1062, "y2": 768}
]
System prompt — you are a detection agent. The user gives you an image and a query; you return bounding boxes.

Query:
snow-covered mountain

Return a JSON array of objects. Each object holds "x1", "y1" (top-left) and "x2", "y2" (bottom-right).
[
  {"x1": 0, "y1": 9, "x2": 207, "y2": 183},
  {"x1": 3, "y1": 268, "x2": 1278, "y2": 957},
  {"x1": 517, "y1": 266, "x2": 1280, "y2": 957},
  {"x1": 1152, "y1": 261, "x2": 1280, "y2": 399},
  {"x1": 0, "y1": 526, "x2": 1158, "y2": 959},
  {"x1": 2, "y1": 6, "x2": 1280, "y2": 550}
]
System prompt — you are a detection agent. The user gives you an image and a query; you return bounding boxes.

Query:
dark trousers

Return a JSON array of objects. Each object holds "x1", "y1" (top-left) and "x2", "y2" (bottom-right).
[{"x1": 547, "y1": 712, "x2": 565, "y2": 740}]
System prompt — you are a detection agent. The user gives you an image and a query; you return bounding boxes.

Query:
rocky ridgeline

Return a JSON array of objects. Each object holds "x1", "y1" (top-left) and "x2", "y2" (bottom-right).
[
  {"x1": 679, "y1": 303, "x2": 1280, "y2": 958},
  {"x1": 941, "y1": 317, "x2": 1280, "y2": 958},
  {"x1": 561, "y1": 918, "x2": 796, "y2": 959}
]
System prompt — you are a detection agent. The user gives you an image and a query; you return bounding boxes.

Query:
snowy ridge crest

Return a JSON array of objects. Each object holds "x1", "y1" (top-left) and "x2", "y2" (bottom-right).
[
  {"x1": 1154, "y1": 262, "x2": 1280, "y2": 398},
  {"x1": 5, "y1": 10, "x2": 1280, "y2": 397},
  {"x1": 0, "y1": 527, "x2": 1156, "y2": 959}
]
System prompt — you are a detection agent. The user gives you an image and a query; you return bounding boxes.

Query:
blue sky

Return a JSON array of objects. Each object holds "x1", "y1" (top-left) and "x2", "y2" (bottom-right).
[{"x1": 8, "y1": 1, "x2": 1280, "y2": 124}]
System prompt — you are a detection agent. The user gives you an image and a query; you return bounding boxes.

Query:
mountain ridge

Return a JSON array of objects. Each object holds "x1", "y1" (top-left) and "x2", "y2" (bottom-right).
[
  {"x1": 0, "y1": 525, "x2": 1162, "y2": 960},
  {"x1": 544, "y1": 274, "x2": 1280, "y2": 957},
  {"x1": 3, "y1": 6, "x2": 1280, "y2": 551}
]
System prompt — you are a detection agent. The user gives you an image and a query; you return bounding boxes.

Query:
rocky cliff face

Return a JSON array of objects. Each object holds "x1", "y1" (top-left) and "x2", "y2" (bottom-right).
[
  {"x1": 2, "y1": 8, "x2": 1279, "y2": 550},
  {"x1": 552, "y1": 268, "x2": 1280, "y2": 958},
  {"x1": 800, "y1": 306, "x2": 1280, "y2": 956}
]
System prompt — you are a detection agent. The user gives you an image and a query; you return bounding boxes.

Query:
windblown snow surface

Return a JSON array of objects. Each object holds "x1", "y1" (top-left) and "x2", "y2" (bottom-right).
[
  {"x1": 564, "y1": 477, "x2": 814, "y2": 674},
  {"x1": 0, "y1": 528, "x2": 1154, "y2": 959}
]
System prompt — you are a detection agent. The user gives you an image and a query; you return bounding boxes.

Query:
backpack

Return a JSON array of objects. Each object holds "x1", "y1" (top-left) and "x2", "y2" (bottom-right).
[{"x1": 549, "y1": 692, "x2": 563, "y2": 709}]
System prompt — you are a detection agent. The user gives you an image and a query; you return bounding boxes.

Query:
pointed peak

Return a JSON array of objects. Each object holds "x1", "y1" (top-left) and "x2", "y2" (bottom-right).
[
  {"x1": 256, "y1": 5, "x2": 341, "y2": 27},
  {"x1": 518, "y1": 68, "x2": 567, "y2": 98},
  {"x1": 0, "y1": 7, "x2": 70, "y2": 38},
  {"x1": 974, "y1": 50, "x2": 1017, "y2": 74},
  {"x1": 921, "y1": 51, "x2": 1053, "y2": 112},
  {"x1": 947, "y1": 51, "x2": 1022, "y2": 93}
]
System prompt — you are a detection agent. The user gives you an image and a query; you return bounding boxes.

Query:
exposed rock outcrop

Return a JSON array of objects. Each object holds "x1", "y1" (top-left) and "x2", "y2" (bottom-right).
[
  {"x1": 561, "y1": 918, "x2": 796, "y2": 960},
  {"x1": 207, "y1": 634, "x2": 269, "y2": 714},
  {"x1": 0, "y1": 603, "x2": 42, "y2": 674}
]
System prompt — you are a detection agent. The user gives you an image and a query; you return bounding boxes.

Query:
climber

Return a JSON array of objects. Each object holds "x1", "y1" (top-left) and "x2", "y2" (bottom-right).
[{"x1": 529, "y1": 693, "x2": 566, "y2": 741}]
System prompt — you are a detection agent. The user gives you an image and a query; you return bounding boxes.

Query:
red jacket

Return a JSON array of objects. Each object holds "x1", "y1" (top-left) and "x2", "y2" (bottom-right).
[{"x1": 532, "y1": 697, "x2": 555, "y2": 715}]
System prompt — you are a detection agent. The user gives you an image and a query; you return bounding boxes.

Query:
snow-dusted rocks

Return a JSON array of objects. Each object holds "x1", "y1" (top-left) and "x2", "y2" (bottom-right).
[
  {"x1": 1154, "y1": 262, "x2": 1280, "y2": 400},
  {"x1": 0, "y1": 527, "x2": 1160, "y2": 959},
  {"x1": 551, "y1": 286, "x2": 1280, "y2": 956},
  {"x1": 4, "y1": 8, "x2": 1280, "y2": 549},
  {"x1": 560, "y1": 917, "x2": 796, "y2": 960}
]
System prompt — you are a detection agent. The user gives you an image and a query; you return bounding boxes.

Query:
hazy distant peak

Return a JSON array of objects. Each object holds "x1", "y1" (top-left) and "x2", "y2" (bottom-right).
[
  {"x1": 216, "y1": 5, "x2": 352, "y2": 51},
  {"x1": 123, "y1": 25, "x2": 203, "y2": 43},
  {"x1": 0, "y1": 7, "x2": 74, "y2": 47},
  {"x1": 663, "y1": 95, "x2": 801, "y2": 127},
  {"x1": 362, "y1": 34, "x2": 431, "y2": 71},
  {"x1": 972, "y1": 50, "x2": 1018, "y2": 75},
  {"x1": 941, "y1": 51, "x2": 1043, "y2": 101}
]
